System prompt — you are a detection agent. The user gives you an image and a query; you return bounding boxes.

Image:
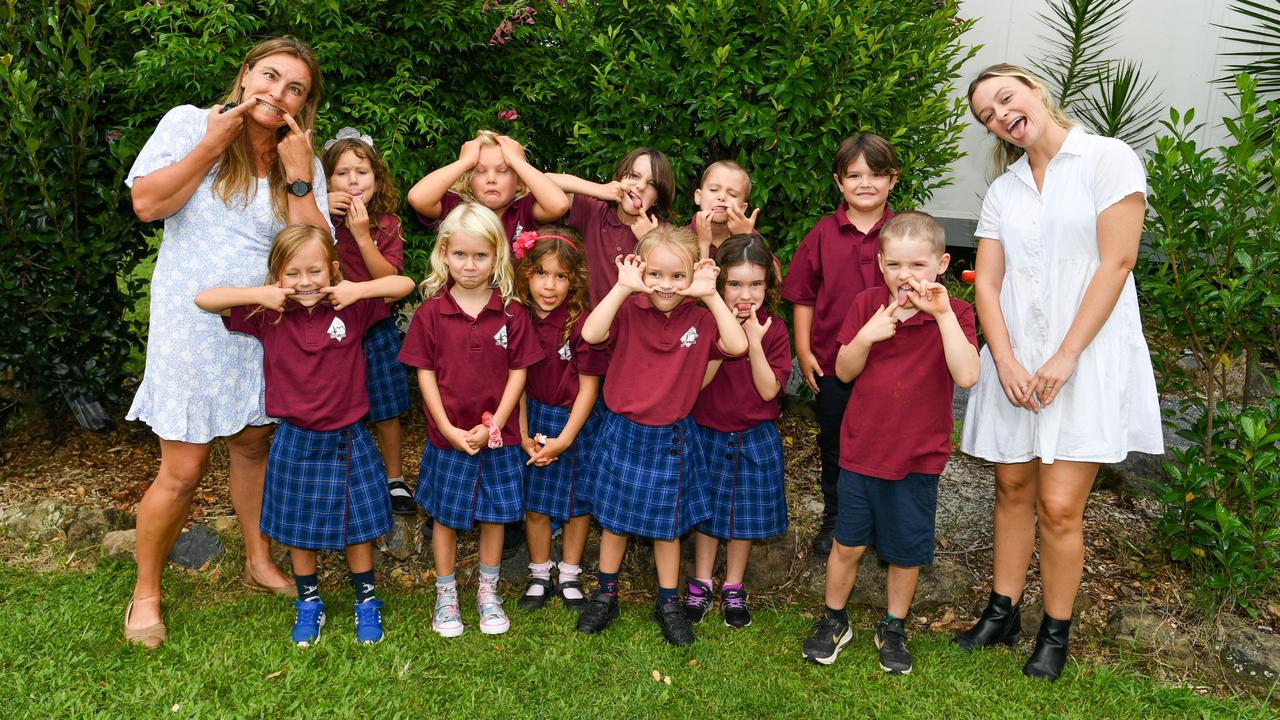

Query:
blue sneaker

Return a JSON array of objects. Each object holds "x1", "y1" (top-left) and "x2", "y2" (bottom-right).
[
  {"x1": 354, "y1": 598, "x2": 385, "y2": 644},
  {"x1": 291, "y1": 599, "x2": 326, "y2": 647}
]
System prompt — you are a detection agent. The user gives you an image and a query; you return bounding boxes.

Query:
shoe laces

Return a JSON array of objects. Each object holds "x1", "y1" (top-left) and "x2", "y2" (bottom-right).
[
  {"x1": 722, "y1": 588, "x2": 748, "y2": 610},
  {"x1": 477, "y1": 576, "x2": 502, "y2": 605},
  {"x1": 355, "y1": 599, "x2": 382, "y2": 626},
  {"x1": 813, "y1": 614, "x2": 844, "y2": 637},
  {"x1": 296, "y1": 600, "x2": 325, "y2": 622},
  {"x1": 685, "y1": 591, "x2": 712, "y2": 610},
  {"x1": 434, "y1": 590, "x2": 460, "y2": 622},
  {"x1": 879, "y1": 619, "x2": 908, "y2": 649}
]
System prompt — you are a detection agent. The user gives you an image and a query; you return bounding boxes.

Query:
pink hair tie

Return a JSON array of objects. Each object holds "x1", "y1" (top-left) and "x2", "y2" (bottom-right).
[
  {"x1": 481, "y1": 412, "x2": 503, "y2": 449},
  {"x1": 512, "y1": 230, "x2": 578, "y2": 260}
]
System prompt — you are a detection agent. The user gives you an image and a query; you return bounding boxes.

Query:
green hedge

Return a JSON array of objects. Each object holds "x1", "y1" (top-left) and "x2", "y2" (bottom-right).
[{"x1": 1, "y1": 0, "x2": 975, "y2": 414}]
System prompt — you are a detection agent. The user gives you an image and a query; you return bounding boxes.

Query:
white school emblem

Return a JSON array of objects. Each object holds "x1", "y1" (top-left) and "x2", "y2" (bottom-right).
[
  {"x1": 679, "y1": 326, "x2": 699, "y2": 348},
  {"x1": 494, "y1": 325, "x2": 508, "y2": 348},
  {"x1": 327, "y1": 317, "x2": 347, "y2": 342},
  {"x1": 558, "y1": 341, "x2": 572, "y2": 361}
]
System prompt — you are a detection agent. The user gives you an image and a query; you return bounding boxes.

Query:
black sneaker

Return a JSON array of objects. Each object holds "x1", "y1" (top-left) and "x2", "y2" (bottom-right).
[
  {"x1": 721, "y1": 586, "x2": 752, "y2": 629},
  {"x1": 576, "y1": 592, "x2": 619, "y2": 634},
  {"x1": 681, "y1": 577, "x2": 713, "y2": 623},
  {"x1": 802, "y1": 613, "x2": 852, "y2": 665},
  {"x1": 652, "y1": 602, "x2": 695, "y2": 647},
  {"x1": 874, "y1": 617, "x2": 913, "y2": 675},
  {"x1": 388, "y1": 480, "x2": 416, "y2": 516}
]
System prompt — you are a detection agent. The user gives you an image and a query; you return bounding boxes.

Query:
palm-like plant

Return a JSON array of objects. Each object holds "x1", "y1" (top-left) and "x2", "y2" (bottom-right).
[{"x1": 1217, "y1": 0, "x2": 1280, "y2": 99}]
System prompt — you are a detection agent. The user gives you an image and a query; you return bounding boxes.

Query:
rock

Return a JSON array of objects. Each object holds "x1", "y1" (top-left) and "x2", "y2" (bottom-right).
[
  {"x1": 1213, "y1": 615, "x2": 1280, "y2": 689},
  {"x1": 378, "y1": 514, "x2": 419, "y2": 561},
  {"x1": 0, "y1": 499, "x2": 78, "y2": 543},
  {"x1": 1105, "y1": 604, "x2": 1197, "y2": 670},
  {"x1": 743, "y1": 528, "x2": 800, "y2": 591},
  {"x1": 66, "y1": 507, "x2": 131, "y2": 551},
  {"x1": 103, "y1": 529, "x2": 136, "y2": 560},
  {"x1": 207, "y1": 515, "x2": 240, "y2": 539},
  {"x1": 168, "y1": 524, "x2": 223, "y2": 569},
  {"x1": 796, "y1": 548, "x2": 971, "y2": 611}
]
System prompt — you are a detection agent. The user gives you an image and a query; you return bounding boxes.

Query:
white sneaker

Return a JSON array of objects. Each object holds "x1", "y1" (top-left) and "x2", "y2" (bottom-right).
[
  {"x1": 477, "y1": 575, "x2": 510, "y2": 635},
  {"x1": 432, "y1": 587, "x2": 464, "y2": 638}
]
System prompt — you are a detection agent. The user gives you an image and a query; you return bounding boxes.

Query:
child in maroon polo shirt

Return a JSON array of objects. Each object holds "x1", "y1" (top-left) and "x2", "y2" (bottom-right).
[
  {"x1": 195, "y1": 224, "x2": 416, "y2": 648},
  {"x1": 510, "y1": 227, "x2": 609, "y2": 614},
  {"x1": 575, "y1": 225, "x2": 749, "y2": 647},
  {"x1": 689, "y1": 160, "x2": 761, "y2": 259},
  {"x1": 322, "y1": 130, "x2": 416, "y2": 517},
  {"x1": 398, "y1": 202, "x2": 543, "y2": 638},
  {"x1": 684, "y1": 235, "x2": 791, "y2": 629},
  {"x1": 802, "y1": 212, "x2": 979, "y2": 675},
  {"x1": 407, "y1": 130, "x2": 568, "y2": 247},
  {"x1": 781, "y1": 133, "x2": 901, "y2": 555},
  {"x1": 547, "y1": 148, "x2": 676, "y2": 306}
]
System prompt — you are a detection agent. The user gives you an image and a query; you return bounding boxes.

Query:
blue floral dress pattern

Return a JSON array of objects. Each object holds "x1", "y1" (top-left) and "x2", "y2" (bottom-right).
[{"x1": 125, "y1": 105, "x2": 331, "y2": 443}]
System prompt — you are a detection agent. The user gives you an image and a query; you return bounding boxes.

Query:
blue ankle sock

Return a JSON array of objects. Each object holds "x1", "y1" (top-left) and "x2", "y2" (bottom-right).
[
  {"x1": 295, "y1": 573, "x2": 320, "y2": 603},
  {"x1": 597, "y1": 571, "x2": 619, "y2": 597},
  {"x1": 351, "y1": 569, "x2": 376, "y2": 604},
  {"x1": 657, "y1": 586, "x2": 678, "y2": 607}
]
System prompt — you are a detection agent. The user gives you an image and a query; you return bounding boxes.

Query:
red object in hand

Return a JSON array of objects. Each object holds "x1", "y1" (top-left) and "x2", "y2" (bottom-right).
[
  {"x1": 481, "y1": 412, "x2": 503, "y2": 449},
  {"x1": 960, "y1": 269, "x2": 976, "y2": 284}
]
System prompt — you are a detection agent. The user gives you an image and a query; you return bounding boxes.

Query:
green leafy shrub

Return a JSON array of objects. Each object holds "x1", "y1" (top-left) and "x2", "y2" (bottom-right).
[
  {"x1": 1141, "y1": 73, "x2": 1280, "y2": 610},
  {"x1": 0, "y1": 0, "x2": 146, "y2": 409}
]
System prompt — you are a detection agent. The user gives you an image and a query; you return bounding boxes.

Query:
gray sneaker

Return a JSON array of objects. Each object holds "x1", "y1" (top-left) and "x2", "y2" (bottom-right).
[{"x1": 477, "y1": 575, "x2": 510, "y2": 635}]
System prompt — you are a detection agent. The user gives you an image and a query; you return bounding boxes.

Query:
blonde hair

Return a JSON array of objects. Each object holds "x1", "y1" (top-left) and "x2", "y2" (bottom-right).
[
  {"x1": 880, "y1": 211, "x2": 947, "y2": 255},
  {"x1": 635, "y1": 225, "x2": 699, "y2": 273},
  {"x1": 967, "y1": 63, "x2": 1076, "y2": 177},
  {"x1": 420, "y1": 202, "x2": 517, "y2": 302},
  {"x1": 252, "y1": 224, "x2": 340, "y2": 322},
  {"x1": 700, "y1": 160, "x2": 752, "y2": 199},
  {"x1": 448, "y1": 130, "x2": 531, "y2": 203},
  {"x1": 213, "y1": 38, "x2": 322, "y2": 220}
]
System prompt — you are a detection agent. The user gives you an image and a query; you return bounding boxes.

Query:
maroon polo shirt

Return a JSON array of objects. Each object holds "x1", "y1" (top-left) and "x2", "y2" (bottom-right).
[
  {"x1": 600, "y1": 295, "x2": 733, "y2": 426},
  {"x1": 416, "y1": 191, "x2": 538, "y2": 248},
  {"x1": 224, "y1": 299, "x2": 384, "y2": 431},
  {"x1": 692, "y1": 310, "x2": 791, "y2": 432},
  {"x1": 780, "y1": 205, "x2": 893, "y2": 376},
  {"x1": 526, "y1": 304, "x2": 610, "y2": 408},
  {"x1": 398, "y1": 287, "x2": 543, "y2": 449},
  {"x1": 565, "y1": 194, "x2": 655, "y2": 307},
  {"x1": 835, "y1": 287, "x2": 977, "y2": 480},
  {"x1": 334, "y1": 213, "x2": 404, "y2": 282}
]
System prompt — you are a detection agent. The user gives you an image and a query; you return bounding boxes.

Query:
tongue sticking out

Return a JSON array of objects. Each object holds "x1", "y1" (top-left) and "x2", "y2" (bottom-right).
[
  {"x1": 897, "y1": 286, "x2": 911, "y2": 307},
  {"x1": 630, "y1": 194, "x2": 642, "y2": 211},
  {"x1": 735, "y1": 303, "x2": 752, "y2": 314}
]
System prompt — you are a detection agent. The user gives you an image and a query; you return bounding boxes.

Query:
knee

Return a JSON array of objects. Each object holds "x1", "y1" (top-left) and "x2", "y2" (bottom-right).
[
  {"x1": 1036, "y1": 498, "x2": 1083, "y2": 537},
  {"x1": 155, "y1": 458, "x2": 205, "y2": 500},
  {"x1": 227, "y1": 428, "x2": 271, "y2": 463},
  {"x1": 995, "y1": 476, "x2": 1035, "y2": 507},
  {"x1": 831, "y1": 542, "x2": 866, "y2": 563}
]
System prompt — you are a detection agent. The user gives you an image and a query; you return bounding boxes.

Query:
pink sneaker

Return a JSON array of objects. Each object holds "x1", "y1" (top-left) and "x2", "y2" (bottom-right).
[{"x1": 477, "y1": 575, "x2": 510, "y2": 635}]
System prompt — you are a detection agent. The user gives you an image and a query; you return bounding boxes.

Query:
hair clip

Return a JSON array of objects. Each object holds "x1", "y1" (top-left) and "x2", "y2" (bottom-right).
[
  {"x1": 512, "y1": 231, "x2": 539, "y2": 260},
  {"x1": 324, "y1": 126, "x2": 374, "y2": 151}
]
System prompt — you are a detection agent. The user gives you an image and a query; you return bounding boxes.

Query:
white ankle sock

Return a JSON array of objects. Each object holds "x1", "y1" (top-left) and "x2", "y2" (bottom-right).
[
  {"x1": 526, "y1": 561, "x2": 553, "y2": 597},
  {"x1": 558, "y1": 562, "x2": 583, "y2": 600}
]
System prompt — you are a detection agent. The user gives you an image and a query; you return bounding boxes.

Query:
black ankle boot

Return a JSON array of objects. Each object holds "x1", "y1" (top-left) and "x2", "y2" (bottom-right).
[
  {"x1": 953, "y1": 591, "x2": 1021, "y2": 652},
  {"x1": 1023, "y1": 613, "x2": 1072, "y2": 681},
  {"x1": 810, "y1": 512, "x2": 836, "y2": 555}
]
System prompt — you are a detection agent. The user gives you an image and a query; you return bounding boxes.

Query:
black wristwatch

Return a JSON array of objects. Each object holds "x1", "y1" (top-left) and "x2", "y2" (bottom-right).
[{"x1": 287, "y1": 179, "x2": 312, "y2": 197}]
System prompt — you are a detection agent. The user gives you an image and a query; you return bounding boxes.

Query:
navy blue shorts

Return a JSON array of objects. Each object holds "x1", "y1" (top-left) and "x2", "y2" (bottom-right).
[
  {"x1": 524, "y1": 397, "x2": 597, "y2": 521},
  {"x1": 695, "y1": 421, "x2": 788, "y2": 540},
  {"x1": 261, "y1": 420, "x2": 392, "y2": 551},
  {"x1": 363, "y1": 317, "x2": 410, "y2": 423},
  {"x1": 834, "y1": 469, "x2": 939, "y2": 567},
  {"x1": 415, "y1": 443, "x2": 524, "y2": 530},
  {"x1": 591, "y1": 410, "x2": 711, "y2": 541}
]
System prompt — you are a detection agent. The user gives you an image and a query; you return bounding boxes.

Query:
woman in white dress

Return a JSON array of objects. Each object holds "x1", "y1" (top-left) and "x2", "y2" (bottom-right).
[
  {"x1": 953, "y1": 64, "x2": 1163, "y2": 680},
  {"x1": 123, "y1": 37, "x2": 331, "y2": 648}
]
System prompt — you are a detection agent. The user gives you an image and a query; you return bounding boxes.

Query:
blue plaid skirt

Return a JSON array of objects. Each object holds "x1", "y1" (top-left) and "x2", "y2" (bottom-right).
[
  {"x1": 261, "y1": 420, "x2": 392, "y2": 550},
  {"x1": 524, "y1": 398, "x2": 597, "y2": 520},
  {"x1": 415, "y1": 443, "x2": 524, "y2": 530},
  {"x1": 591, "y1": 410, "x2": 711, "y2": 540},
  {"x1": 363, "y1": 317, "x2": 410, "y2": 423},
  {"x1": 696, "y1": 421, "x2": 789, "y2": 540}
]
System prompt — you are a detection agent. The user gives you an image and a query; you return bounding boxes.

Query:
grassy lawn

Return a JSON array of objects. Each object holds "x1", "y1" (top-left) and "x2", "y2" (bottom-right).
[{"x1": 0, "y1": 560, "x2": 1269, "y2": 719}]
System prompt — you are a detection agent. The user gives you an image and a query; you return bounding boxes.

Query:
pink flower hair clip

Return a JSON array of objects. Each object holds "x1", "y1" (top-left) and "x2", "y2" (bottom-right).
[{"x1": 512, "y1": 231, "x2": 540, "y2": 260}]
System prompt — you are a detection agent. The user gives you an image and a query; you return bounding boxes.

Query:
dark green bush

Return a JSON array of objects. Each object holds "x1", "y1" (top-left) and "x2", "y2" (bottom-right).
[{"x1": 0, "y1": 0, "x2": 146, "y2": 409}]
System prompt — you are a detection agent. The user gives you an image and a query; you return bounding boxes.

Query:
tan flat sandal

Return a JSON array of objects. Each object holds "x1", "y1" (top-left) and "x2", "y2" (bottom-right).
[{"x1": 124, "y1": 600, "x2": 166, "y2": 649}]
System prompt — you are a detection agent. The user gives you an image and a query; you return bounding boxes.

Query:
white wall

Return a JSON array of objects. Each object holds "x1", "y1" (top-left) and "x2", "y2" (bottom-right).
[{"x1": 924, "y1": 0, "x2": 1251, "y2": 229}]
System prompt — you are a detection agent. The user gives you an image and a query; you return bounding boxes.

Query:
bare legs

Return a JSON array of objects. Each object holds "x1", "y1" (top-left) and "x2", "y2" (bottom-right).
[
  {"x1": 128, "y1": 424, "x2": 285, "y2": 630},
  {"x1": 525, "y1": 511, "x2": 591, "y2": 567},
  {"x1": 371, "y1": 418, "x2": 402, "y2": 479},
  {"x1": 823, "y1": 542, "x2": 919, "y2": 617},
  {"x1": 990, "y1": 459, "x2": 1099, "y2": 619},
  {"x1": 692, "y1": 531, "x2": 754, "y2": 586}
]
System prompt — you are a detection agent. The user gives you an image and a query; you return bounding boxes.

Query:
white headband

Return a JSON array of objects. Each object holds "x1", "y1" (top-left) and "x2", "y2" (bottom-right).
[{"x1": 324, "y1": 126, "x2": 374, "y2": 151}]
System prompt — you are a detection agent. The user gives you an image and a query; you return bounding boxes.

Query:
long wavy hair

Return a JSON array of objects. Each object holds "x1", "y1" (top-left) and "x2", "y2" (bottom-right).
[
  {"x1": 967, "y1": 63, "x2": 1077, "y2": 177},
  {"x1": 714, "y1": 234, "x2": 780, "y2": 315},
  {"x1": 321, "y1": 137, "x2": 400, "y2": 219},
  {"x1": 213, "y1": 37, "x2": 323, "y2": 220},
  {"x1": 514, "y1": 226, "x2": 589, "y2": 345},
  {"x1": 419, "y1": 202, "x2": 516, "y2": 302}
]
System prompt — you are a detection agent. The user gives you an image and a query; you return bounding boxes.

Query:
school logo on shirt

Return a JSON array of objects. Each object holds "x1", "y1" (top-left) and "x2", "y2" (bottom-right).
[
  {"x1": 679, "y1": 326, "x2": 699, "y2": 348},
  {"x1": 327, "y1": 317, "x2": 347, "y2": 342},
  {"x1": 558, "y1": 341, "x2": 572, "y2": 361},
  {"x1": 494, "y1": 325, "x2": 508, "y2": 348}
]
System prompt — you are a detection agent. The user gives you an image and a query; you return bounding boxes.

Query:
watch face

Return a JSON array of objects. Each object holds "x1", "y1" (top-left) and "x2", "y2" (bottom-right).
[{"x1": 288, "y1": 179, "x2": 311, "y2": 197}]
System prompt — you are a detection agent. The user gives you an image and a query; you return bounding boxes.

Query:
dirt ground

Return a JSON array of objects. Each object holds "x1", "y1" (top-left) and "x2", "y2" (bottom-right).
[{"x1": 1, "y1": 402, "x2": 1276, "y2": 700}]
